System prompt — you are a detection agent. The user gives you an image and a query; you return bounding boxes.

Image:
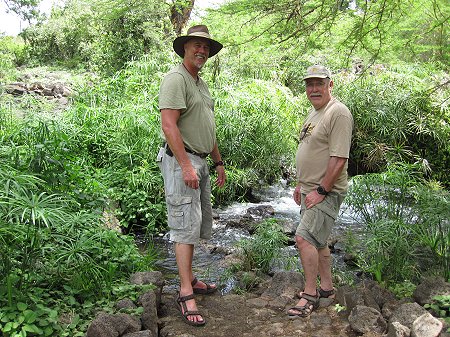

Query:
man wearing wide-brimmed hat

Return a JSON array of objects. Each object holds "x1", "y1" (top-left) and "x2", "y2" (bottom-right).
[
  {"x1": 288, "y1": 65, "x2": 353, "y2": 318},
  {"x1": 157, "y1": 25, "x2": 226, "y2": 327}
]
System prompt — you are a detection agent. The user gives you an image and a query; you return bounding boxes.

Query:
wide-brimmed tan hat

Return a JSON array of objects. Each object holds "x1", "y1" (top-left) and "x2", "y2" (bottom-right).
[
  {"x1": 173, "y1": 25, "x2": 223, "y2": 58},
  {"x1": 303, "y1": 65, "x2": 332, "y2": 80}
]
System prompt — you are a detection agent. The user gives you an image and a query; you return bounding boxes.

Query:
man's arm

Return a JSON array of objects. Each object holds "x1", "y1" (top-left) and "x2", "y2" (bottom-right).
[
  {"x1": 320, "y1": 156, "x2": 347, "y2": 193},
  {"x1": 161, "y1": 108, "x2": 200, "y2": 189},
  {"x1": 304, "y1": 156, "x2": 347, "y2": 209}
]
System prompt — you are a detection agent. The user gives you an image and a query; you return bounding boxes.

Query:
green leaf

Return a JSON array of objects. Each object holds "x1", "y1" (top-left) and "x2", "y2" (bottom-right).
[
  {"x1": 22, "y1": 323, "x2": 42, "y2": 333},
  {"x1": 44, "y1": 326, "x2": 54, "y2": 336},
  {"x1": 17, "y1": 302, "x2": 28, "y2": 311},
  {"x1": 23, "y1": 310, "x2": 37, "y2": 323}
]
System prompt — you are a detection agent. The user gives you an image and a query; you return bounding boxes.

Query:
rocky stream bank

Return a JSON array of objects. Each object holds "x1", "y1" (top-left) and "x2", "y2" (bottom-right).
[{"x1": 86, "y1": 271, "x2": 449, "y2": 337}]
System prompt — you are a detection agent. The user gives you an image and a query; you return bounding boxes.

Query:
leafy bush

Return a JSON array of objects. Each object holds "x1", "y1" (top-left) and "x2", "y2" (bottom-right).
[
  {"x1": 213, "y1": 78, "x2": 302, "y2": 187},
  {"x1": 335, "y1": 66, "x2": 450, "y2": 186},
  {"x1": 24, "y1": 0, "x2": 171, "y2": 72},
  {"x1": 424, "y1": 295, "x2": 450, "y2": 325},
  {"x1": 346, "y1": 163, "x2": 449, "y2": 284},
  {"x1": 236, "y1": 219, "x2": 289, "y2": 274}
]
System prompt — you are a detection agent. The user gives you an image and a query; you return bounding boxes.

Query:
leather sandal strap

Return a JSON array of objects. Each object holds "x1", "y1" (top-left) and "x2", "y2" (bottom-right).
[
  {"x1": 177, "y1": 293, "x2": 195, "y2": 302},
  {"x1": 183, "y1": 310, "x2": 202, "y2": 317},
  {"x1": 300, "y1": 293, "x2": 318, "y2": 303},
  {"x1": 191, "y1": 277, "x2": 198, "y2": 286}
]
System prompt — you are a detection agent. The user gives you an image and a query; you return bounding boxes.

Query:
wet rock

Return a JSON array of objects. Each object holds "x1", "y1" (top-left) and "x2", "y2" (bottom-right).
[{"x1": 245, "y1": 205, "x2": 275, "y2": 218}]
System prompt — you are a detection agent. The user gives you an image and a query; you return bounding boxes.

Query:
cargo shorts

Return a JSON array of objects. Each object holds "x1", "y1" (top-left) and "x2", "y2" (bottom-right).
[
  {"x1": 295, "y1": 192, "x2": 345, "y2": 249},
  {"x1": 156, "y1": 147, "x2": 212, "y2": 245}
]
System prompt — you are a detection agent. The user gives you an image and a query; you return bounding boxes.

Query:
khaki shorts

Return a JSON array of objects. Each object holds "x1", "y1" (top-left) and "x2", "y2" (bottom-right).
[
  {"x1": 295, "y1": 192, "x2": 345, "y2": 249},
  {"x1": 157, "y1": 147, "x2": 212, "y2": 245}
]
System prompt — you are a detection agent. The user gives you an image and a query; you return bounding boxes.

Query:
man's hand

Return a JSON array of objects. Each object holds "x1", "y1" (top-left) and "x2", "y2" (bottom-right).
[
  {"x1": 305, "y1": 190, "x2": 325, "y2": 209},
  {"x1": 215, "y1": 166, "x2": 226, "y2": 187},
  {"x1": 182, "y1": 165, "x2": 199, "y2": 189}
]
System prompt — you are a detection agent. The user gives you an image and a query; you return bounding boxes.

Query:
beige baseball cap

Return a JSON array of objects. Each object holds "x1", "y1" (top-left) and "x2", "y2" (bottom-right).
[{"x1": 303, "y1": 65, "x2": 332, "y2": 80}]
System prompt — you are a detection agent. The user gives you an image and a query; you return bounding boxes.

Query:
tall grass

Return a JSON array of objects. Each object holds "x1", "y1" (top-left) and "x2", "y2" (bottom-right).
[{"x1": 335, "y1": 66, "x2": 450, "y2": 185}]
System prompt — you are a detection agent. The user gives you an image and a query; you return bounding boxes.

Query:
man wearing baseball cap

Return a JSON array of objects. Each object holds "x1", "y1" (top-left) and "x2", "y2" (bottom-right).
[
  {"x1": 157, "y1": 25, "x2": 226, "y2": 326},
  {"x1": 288, "y1": 65, "x2": 353, "y2": 317}
]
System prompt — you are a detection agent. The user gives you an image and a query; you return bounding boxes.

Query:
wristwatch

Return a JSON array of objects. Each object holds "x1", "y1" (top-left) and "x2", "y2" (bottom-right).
[{"x1": 316, "y1": 185, "x2": 329, "y2": 196}]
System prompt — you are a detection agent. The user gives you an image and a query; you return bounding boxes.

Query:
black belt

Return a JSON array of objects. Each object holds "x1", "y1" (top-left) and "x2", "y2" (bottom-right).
[{"x1": 164, "y1": 144, "x2": 209, "y2": 159}]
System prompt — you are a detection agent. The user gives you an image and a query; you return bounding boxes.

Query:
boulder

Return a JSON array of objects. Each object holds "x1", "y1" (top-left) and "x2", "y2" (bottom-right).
[
  {"x1": 413, "y1": 277, "x2": 450, "y2": 306},
  {"x1": 389, "y1": 302, "x2": 429, "y2": 329},
  {"x1": 348, "y1": 305, "x2": 387, "y2": 334},
  {"x1": 411, "y1": 312, "x2": 443, "y2": 337}
]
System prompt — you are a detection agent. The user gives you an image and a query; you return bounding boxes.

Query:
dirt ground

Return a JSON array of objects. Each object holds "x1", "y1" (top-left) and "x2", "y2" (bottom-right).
[{"x1": 158, "y1": 289, "x2": 362, "y2": 337}]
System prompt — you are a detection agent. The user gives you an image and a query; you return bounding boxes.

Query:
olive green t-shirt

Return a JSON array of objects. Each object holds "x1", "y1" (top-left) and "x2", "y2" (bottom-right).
[
  {"x1": 158, "y1": 64, "x2": 216, "y2": 154},
  {"x1": 295, "y1": 98, "x2": 353, "y2": 193}
]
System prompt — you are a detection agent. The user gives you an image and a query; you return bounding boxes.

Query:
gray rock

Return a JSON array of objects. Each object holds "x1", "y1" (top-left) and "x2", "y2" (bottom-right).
[
  {"x1": 86, "y1": 312, "x2": 141, "y2": 337},
  {"x1": 261, "y1": 271, "x2": 304, "y2": 299},
  {"x1": 413, "y1": 277, "x2": 450, "y2": 306},
  {"x1": 116, "y1": 298, "x2": 137, "y2": 311},
  {"x1": 348, "y1": 305, "x2": 387, "y2": 334},
  {"x1": 130, "y1": 271, "x2": 165, "y2": 307},
  {"x1": 387, "y1": 321, "x2": 410, "y2": 337},
  {"x1": 138, "y1": 291, "x2": 158, "y2": 335},
  {"x1": 382, "y1": 300, "x2": 401, "y2": 320},
  {"x1": 364, "y1": 279, "x2": 398, "y2": 308},
  {"x1": 389, "y1": 302, "x2": 429, "y2": 329}
]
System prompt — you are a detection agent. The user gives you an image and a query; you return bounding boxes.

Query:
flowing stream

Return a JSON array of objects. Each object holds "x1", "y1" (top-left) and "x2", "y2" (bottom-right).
[{"x1": 143, "y1": 182, "x2": 364, "y2": 293}]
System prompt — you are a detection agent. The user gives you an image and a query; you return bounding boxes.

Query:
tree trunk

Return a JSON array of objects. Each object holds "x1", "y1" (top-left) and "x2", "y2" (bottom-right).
[{"x1": 170, "y1": 0, "x2": 195, "y2": 35}]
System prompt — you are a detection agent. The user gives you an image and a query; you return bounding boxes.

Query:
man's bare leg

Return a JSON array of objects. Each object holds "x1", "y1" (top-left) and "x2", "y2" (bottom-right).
[
  {"x1": 288, "y1": 235, "x2": 319, "y2": 314},
  {"x1": 318, "y1": 246, "x2": 334, "y2": 296},
  {"x1": 175, "y1": 242, "x2": 204, "y2": 324}
]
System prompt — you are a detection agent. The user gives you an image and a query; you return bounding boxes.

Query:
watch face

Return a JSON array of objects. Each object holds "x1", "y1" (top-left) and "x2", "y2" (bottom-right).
[{"x1": 317, "y1": 186, "x2": 327, "y2": 195}]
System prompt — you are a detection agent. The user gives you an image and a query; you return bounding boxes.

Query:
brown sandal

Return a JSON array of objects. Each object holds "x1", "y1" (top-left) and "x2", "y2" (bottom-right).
[
  {"x1": 288, "y1": 292, "x2": 319, "y2": 318},
  {"x1": 191, "y1": 277, "x2": 217, "y2": 295},
  {"x1": 318, "y1": 287, "x2": 336, "y2": 298},
  {"x1": 175, "y1": 293, "x2": 206, "y2": 326}
]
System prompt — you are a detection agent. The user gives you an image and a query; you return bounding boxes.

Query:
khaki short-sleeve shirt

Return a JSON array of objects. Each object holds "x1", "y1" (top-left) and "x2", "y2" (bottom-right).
[
  {"x1": 158, "y1": 64, "x2": 216, "y2": 154},
  {"x1": 296, "y1": 98, "x2": 353, "y2": 193}
]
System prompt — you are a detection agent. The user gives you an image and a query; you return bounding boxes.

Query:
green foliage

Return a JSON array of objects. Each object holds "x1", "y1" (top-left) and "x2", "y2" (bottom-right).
[
  {"x1": 424, "y1": 295, "x2": 450, "y2": 324},
  {"x1": 236, "y1": 219, "x2": 288, "y2": 274},
  {"x1": 346, "y1": 163, "x2": 450, "y2": 283},
  {"x1": 0, "y1": 282, "x2": 155, "y2": 336},
  {"x1": 0, "y1": 158, "x2": 158, "y2": 335},
  {"x1": 0, "y1": 35, "x2": 28, "y2": 81},
  {"x1": 388, "y1": 280, "x2": 417, "y2": 299},
  {"x1": 23, "y1": 0, "x2": 172, "y2": 72},
  {"x1": 334, "y1": 66, "x2": 450, "y2": 186},
  {"x1": 334, "y1": 303, "x2": 346, "y2": 313},
  {"x1": 206, "y1": 0, "x2": 449, "y2": 69},
  {"x1": 0, "y1": 302, "x2": 55, "y2": 337},
  {"x1": 213, "y1": 78, "x2": 301, "y2": 186}
]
